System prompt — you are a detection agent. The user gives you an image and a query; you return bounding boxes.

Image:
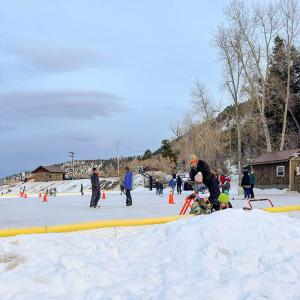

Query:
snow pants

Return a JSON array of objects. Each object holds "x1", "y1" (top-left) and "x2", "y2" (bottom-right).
[
  {"x1": 126, "y1": 189, "x2": 132, "y2": 206},
  {"x1": 90, "y1": 188, "x2": 100, "y2": 207},
  {"x1": 249, "y1": 185, "x2": 255, "y2": 198},
  {"x1": 177, "y1": 185, "x2": 182, "y2": 194}
]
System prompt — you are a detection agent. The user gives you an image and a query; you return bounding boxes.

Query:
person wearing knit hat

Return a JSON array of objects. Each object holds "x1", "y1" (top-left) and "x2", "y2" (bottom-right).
[
  {"x1": 188, "y1": 154, "x2": 220, "y2": 206},
  {"x1": 189, "y1": 184, "x2": 212, "y2": 216},
  {"x1": 194, "y1": 172, "x2": 203, "y2": 183},
  {"x1": 211, "y1": 192, "x2": 233, "y2": 212},
  {"x1": 189, "y1": 154, "x2": 198, "y2": 167}
]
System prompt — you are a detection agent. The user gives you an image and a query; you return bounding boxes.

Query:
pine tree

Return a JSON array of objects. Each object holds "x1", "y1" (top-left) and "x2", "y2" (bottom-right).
[
  {"x1": 142, "y1": 149, "x2": 152, "y2": 160},
  {"x1": 266, "y1": 35, "x2": 300, "y2": 149},
  {"x1": 161, "y1": 140, "x2": 179, "y2": 165}
]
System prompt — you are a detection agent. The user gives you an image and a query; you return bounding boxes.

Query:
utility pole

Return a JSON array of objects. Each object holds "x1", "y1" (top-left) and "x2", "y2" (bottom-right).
[
  {"x1": 69, "y1": 152, "x2": 75, "y2": 180},
  {"x1": 117, "y1": 141, "x2": 120, "y2": 177}
]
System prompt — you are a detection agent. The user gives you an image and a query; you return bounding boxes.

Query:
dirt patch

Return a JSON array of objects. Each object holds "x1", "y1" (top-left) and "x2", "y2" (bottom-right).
[{"x1": 0, "y1": 253, "x2": 27, "y2": 271}]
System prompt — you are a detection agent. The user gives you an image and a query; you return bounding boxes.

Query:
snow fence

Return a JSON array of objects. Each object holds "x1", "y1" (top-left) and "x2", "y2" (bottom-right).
[{"x1": 0, "y1": 206, "x2": 300, "y2": 238}]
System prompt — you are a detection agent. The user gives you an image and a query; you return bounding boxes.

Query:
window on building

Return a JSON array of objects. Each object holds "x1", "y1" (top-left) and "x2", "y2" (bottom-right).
[{"x1": 276, "y1": 166, "x2": 285, "y2": 177}]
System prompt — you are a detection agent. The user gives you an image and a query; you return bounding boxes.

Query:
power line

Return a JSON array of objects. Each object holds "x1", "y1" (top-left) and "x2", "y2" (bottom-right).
[
  {"x1": 119, "y1": 143, "x2": 144, "y2": 153},
  {"x1": 98, "y1": 144, "x2": 117, "y2": 158}
]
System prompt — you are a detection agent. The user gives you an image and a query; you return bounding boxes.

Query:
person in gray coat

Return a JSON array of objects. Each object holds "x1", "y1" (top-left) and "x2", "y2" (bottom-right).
[{"x1": 90, "y1": 167, "x2": 100, "y2": 208}]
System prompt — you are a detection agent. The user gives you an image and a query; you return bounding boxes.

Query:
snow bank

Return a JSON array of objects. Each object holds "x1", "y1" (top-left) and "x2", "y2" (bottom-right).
[{"x1": 1, "y1": 209, "x2": 300, "y2": 299}]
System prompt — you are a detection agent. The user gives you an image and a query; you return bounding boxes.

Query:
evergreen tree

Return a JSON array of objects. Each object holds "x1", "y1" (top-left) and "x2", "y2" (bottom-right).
[
  {"x1": 266, "y1": 35, "x2": 300, "y2": 149},
  {"x1": 161, "y1": 139, "x2": 179, "y2": 165},
  {"x1": 142, "y1": 149, "x2": 152, "y2": 160}
]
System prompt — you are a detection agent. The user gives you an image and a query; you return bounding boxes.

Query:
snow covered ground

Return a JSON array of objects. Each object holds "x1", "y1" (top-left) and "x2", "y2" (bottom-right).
[
  {"x1": 1, "y1": 172, "x2": 300, "y2": 300},
  {"x1": 1, "y1": 209, "x2": 300, "y2": 299},
  {"x1": 0, "y1": 185, "x2": 299, "y2": 229}
]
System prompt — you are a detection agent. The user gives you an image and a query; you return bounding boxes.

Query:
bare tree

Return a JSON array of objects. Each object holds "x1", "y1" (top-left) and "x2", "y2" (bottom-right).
[
  {"x1": 279, "y1": 0, "x2": 300, "y2": 150},
  {"x1": 169, "y1": 121, "x2": 184, "y2": 139},
  {"x1": 211, "y1": 23, "x2": 244, "y2": 183},
  {"x1": 224, "y1": 0, "x2": 282, "y2": 152},
  {"x1": 190, "y1": 79, "x2": 220, "y2": 122}
]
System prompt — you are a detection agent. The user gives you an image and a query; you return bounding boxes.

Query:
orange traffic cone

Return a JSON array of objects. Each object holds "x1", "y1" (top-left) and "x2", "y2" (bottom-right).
[
  {"x1": 24, "y1": 193, "x2": 27, "y2": 198},
  {"x1": 102, "y1": 189, "x2": 106, "y2": 199},
  {"x1": 39, "y1": 193, "x2": 41, "y2": 198},
  {"x1": 42, "y1": 194, "x2": 48, "y2": 202},
  {"x1": 168, "y1": 187, "x2": 175, "y2": 204}
]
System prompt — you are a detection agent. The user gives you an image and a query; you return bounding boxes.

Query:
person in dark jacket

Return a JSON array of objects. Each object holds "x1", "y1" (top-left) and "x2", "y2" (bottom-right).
[
  {"x1": 189, "y1": 154, "x2": 220, "y2": 206},
  {"x1": 212, "y1": 191, "x2": 233, "y2": 211},
  {"x1": 249, "y1": 169, "x2": 256, "y2": 199},
  {"x1": 176, "y1": 176, "x2": 182, "y2": 194},
  {"x1": 90, "y1": 167, "x2": 100, "y2": 208},
  {"x1": 80, "y1": 183, "x2": 84, "y2": 195},
  {"x1": 241, "y1": 170, "x2": 251, "y2": 199},
  {"x1": 120, "y1": 184, "x2": 126, "y2": 195},
  {"x1": 124, "y1": 167, "x2": 133, "y2": 206},
  {"x1": 215, "y1": 170, "x2": 220, "y2": 186}
]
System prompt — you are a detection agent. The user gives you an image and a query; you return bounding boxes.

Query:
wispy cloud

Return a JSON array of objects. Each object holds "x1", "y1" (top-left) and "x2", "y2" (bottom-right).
[
  {"x1": 0, "y1": 90, "x2": 126, "y2": 121},
  {"x1": 11, "y1": 41, "x2": 109, "y2": 72}
]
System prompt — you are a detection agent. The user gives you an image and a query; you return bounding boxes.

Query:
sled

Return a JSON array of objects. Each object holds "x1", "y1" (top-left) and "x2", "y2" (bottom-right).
[
  {"x1": 179, "y1": 197, "x2": 195, "y2": 215},
  {"x1": 247, "y1": 198, "x2": 274, "y2": 210}
]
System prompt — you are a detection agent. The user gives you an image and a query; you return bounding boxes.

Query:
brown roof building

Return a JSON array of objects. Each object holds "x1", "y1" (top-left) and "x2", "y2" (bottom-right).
[
  {"x1": 250, "y1": 149, "x2": 300, "y2": 191},
  {"x1": 32, "y1": 166, "x2": 66, "y2": 182}
]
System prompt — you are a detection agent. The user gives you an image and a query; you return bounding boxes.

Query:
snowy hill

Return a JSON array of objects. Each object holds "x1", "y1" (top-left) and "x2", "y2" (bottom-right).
[
  {"x1": 0, "y1": 175, "x2": 146, "y2": 195},
  {"x1": 1, "y1": 209, "x2": 300, "y2": 299}
]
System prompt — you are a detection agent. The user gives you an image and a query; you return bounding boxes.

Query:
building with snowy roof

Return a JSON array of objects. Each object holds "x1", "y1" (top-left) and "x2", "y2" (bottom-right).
[
  {"x1": 250, "y1": 148, "x2": 300, "y2": 191},
  {"x1": 32, "y1": 166, "x2": 66, "y2": 182}
]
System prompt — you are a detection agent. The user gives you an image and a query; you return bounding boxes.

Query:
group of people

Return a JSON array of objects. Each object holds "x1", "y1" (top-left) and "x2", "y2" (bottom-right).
[
  {"x1": 89, "y1": 155, "x2": 257, "y2": 211},
  {"x1": 188, "y1": 154, "x2": 228, "y2": 215},
  {"x1": 90, "y1": 166, "x2": 133, "y2": 209},
  {"x1": 155, "y1": 175, "x2": 183, "y2": 197},
  {"x1": 45, "y1": 188, "x2": 57, "y2": 196},
  {"x1": 241, "y1": 169, "x2": 256, "y2": 199}
]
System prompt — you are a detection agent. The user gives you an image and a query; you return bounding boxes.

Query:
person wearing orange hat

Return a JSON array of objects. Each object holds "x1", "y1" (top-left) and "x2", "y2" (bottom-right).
[{"x1": 189, "y1": 154, "x2": 220, "y2": 206}]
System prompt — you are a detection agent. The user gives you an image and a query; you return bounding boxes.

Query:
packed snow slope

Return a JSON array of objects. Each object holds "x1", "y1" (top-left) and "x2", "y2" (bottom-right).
[
  {"x1": 0, "y1": 175, "x2": 145, "y2": 195},
  {"x1": 1, "y1": 209, "x2": 300, "y2": 300}
]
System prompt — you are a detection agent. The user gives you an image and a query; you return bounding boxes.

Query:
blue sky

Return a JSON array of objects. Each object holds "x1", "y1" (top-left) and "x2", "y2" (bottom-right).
[{"x1": 0, "y1": 0, "x2": 243, "y2": 176}]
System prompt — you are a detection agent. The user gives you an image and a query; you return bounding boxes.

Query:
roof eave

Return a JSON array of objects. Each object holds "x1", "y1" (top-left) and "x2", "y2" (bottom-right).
[{"x1": 250, "y1": 159, "x2": 289, "y2": 165}]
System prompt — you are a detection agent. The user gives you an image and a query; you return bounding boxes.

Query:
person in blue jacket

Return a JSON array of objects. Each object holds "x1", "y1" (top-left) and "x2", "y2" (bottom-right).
[
  {"x1": 168, "y1": 178, "x2": 176, "y2": 194},
  {"x1": 124, "y1": 167, "x2": 133, "y2": 206}
]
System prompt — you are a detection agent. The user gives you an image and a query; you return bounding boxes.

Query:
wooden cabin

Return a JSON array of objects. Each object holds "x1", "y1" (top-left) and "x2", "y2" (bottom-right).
[
  {"x1": 32, "y1": 166, "x2": 66, "y2": 182},
  {"x1": 250, "y1": 148, "x2": 300, "y2": 191}
]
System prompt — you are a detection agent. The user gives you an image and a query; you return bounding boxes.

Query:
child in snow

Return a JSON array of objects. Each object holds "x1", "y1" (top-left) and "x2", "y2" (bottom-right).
[
  {"x1": 223, "y1": 174, "x2": 231, "y2": 194},
  {"x1": 189, "y1": 184, "x2": 212, "y2": 216},
  {"x1": 212, "y1": 191, "x2": 233, "y2": 211}
]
